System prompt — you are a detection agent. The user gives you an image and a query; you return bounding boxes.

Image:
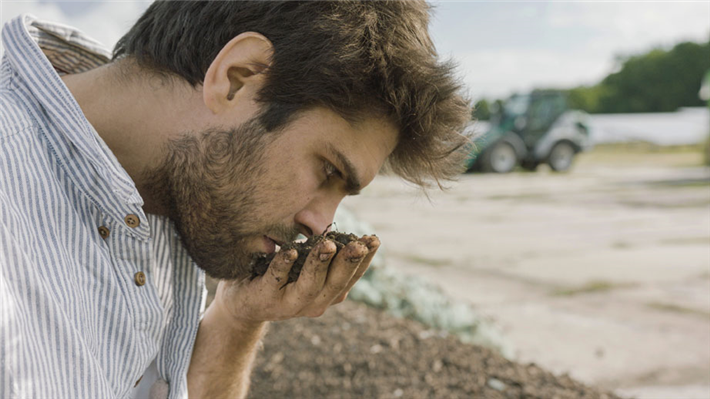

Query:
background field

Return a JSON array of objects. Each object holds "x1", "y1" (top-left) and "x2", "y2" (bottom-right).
[{"x1": 341, "y1": 144, "x2": 710, "y2": 398}]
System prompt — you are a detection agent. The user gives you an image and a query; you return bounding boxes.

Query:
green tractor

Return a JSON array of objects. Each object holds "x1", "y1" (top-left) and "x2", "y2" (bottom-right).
[{"x1": 465, "y1": 90, "x2": 592, "y2": 173}]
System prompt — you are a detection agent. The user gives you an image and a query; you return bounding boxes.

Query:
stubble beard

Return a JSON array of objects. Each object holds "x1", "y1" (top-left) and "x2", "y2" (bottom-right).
[{"x1": 141, "y1": 118, "x2": 298, "y2": 281}]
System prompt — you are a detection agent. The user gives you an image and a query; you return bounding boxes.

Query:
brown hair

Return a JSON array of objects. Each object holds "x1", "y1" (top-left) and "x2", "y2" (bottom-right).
[{"x1": 113, "y1": 0, "x2": 471, "y2": 188}]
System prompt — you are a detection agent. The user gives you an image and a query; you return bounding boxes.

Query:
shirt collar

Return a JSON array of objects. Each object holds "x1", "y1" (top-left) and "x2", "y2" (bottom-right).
[{"x1": 2, "y1": 14, "x2": 143, "y2": 206}]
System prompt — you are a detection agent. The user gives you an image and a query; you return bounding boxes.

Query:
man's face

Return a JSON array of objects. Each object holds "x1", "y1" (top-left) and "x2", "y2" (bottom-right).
[{"x1": 143, "y1": 107, "x2": 398, "y2": 281}]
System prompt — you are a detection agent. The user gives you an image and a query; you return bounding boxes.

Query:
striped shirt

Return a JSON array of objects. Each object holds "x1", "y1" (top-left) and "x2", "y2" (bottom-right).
[{"x1": 0, "y1": 15, "x2": 206, "y2": 399}]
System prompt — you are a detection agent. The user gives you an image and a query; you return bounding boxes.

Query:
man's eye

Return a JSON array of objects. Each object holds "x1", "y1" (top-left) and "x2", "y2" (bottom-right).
[{"x1": 323, "y1": 161, "x2": 342, "y2": 181}]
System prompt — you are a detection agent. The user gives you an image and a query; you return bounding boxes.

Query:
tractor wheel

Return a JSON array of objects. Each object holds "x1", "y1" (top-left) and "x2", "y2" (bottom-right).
[
  {"x1": 481, "y1": 141, "x2": 518, "y2": 173},
  {"x1": 548, "y1": 142, "x2": 576, "y2": 172}
]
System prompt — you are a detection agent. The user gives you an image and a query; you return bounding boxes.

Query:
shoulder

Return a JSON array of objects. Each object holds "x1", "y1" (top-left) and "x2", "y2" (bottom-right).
[{"x1": 0, "y1": 84, "x2": 38, "y2": 141}]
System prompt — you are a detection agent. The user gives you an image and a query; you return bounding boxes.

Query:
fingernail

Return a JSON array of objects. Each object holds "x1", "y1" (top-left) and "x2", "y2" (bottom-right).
[
  {"x1": 348, "y1": 255, "x2": 364, "y2": 263},
  {"x1": 283, "y1": 249, "x2": 297, "y2": 262},
  {"x1": 361, "y1": 236, "x2": 380, "y2": 250},
  {"x1": 318, "y1": 240, "x2": 335, "y2": 261}
]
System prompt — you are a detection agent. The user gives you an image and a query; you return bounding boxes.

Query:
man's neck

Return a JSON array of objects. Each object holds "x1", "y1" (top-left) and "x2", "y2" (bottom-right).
[{"x1": 60, "y1": 62, "x2": 211, "y2": 215}]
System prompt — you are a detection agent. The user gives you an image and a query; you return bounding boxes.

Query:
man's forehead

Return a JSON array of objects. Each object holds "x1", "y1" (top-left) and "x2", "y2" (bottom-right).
[{"x1": 296, "y1": 107, "x2": 398, "y2": 145}]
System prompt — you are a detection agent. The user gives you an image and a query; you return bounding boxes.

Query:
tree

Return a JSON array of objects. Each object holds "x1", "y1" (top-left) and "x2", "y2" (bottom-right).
[
  {"x1": 472, "y1": 99, "x2": 491, "y2": 120},
  {"x1": 563, "y1": 40, "x2": 710, "y2": 113}
]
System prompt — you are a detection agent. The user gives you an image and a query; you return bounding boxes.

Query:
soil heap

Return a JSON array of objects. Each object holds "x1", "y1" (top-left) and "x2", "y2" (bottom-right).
[{"x1": 247, "y1": 299, "x2": 622, "y2": 399}]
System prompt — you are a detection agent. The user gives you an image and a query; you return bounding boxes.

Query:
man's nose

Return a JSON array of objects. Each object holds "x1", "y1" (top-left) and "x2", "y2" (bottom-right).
[{"x1": 294, "y1": 198, "x2": 340, "y2": 237}]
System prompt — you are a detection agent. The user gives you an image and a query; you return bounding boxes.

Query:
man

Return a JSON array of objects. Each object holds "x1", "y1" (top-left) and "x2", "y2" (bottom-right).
[{"x1": 0, "y1": 1, "x2": 469, "y2": 398}]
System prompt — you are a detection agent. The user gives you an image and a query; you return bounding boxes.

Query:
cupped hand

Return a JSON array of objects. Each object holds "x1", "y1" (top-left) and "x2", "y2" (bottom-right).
[{"x1": 213, "y1": 235, "x2": 380, "y2": 326}]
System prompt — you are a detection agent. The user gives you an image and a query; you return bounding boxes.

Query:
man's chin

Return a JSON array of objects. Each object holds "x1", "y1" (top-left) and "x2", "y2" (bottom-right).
[
  {"x1": 188, "y1": 249, "x2": 258, "y2": 281},
  {"x1": 181, "y1": 235, "x2": 281, "y2": 281}
]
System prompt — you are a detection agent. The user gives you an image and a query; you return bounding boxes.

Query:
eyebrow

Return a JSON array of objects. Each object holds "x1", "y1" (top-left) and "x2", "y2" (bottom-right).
[{"x1": 325, "y1": 143, "x2": 362, "y2": 195}]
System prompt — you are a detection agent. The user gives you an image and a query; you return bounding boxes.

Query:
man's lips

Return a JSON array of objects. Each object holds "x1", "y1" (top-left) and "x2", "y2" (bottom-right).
[{"x1": 263, "y1": 236, "x2": 285, "y2": 254}]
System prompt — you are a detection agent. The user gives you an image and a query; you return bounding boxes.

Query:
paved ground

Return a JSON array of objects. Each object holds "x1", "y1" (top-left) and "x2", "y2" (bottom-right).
[{"x1": 342, "y1": 147, "x2": 710, "y2": 398}]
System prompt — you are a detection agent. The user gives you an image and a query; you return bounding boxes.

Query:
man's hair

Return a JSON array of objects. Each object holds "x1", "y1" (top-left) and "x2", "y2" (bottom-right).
[{"x1": 113, "y1": 0, "x2": 471, "y2": 188}]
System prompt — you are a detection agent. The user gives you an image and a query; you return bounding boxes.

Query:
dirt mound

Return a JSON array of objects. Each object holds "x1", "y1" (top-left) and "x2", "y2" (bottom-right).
[{"x1": 248, "y1": 300, "x2": 621, "y2": 399}]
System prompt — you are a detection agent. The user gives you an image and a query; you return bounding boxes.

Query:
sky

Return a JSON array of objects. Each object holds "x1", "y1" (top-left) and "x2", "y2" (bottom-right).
[{"x1": 1, "y1": 1, "x2": 708, "y2": 100}]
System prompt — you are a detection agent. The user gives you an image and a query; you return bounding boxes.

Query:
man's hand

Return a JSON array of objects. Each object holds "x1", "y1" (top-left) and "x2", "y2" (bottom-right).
[
  {"x1": 187, "y1": 235, "x2": 380, "y2": 399},
  {"x1": 215, "y1": 235, "x2": 380, "y2": 325}
]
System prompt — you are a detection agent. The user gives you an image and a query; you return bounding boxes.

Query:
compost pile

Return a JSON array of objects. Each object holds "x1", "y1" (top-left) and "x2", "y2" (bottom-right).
[{"x1": 247, "y1": 299, "x2": 621, "y2": 399}]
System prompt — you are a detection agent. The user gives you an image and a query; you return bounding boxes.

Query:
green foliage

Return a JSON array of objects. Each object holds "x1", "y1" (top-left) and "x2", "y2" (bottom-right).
[
  {"x1": 472, "y1": 99, "x2": 490, "y2": 120},
  {"x1": 566, "y1": 40, "x2": 710, "y2": 113},
  {"x1": 567, "y1": 85, "x2": 607, "y2": 112}
]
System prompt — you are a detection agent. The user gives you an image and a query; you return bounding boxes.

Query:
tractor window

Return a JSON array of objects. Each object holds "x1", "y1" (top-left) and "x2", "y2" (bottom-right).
[
  {"x1": 528, "y1": 95, "x2": 566, "y2": 131},
  {"x1": 504, "y1": 95, "x2": 530, "y2": 118}
]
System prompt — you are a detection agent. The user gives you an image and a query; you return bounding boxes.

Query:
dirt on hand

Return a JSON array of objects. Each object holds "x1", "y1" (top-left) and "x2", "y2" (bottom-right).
[
  {"x1": 251, "y1": 232, "x2": 359, "y2": 284},
  {"x1": 248, "y1": 300, "x2": 622, "y2": 399}
]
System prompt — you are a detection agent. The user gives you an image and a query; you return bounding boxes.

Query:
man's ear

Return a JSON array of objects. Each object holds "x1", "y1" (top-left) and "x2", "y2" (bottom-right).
[{"x1": 203, "y1": 32, "x2": 273, "y2": 114}]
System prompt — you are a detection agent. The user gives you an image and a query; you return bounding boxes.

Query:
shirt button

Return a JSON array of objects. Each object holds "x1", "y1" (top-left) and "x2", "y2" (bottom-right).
[
  {"x1": 134, "y1": 271, "x2": 146, "y2": 287},
  {"x1": 98, "y1": 226, "x2": 110, "y2": 239},
  {"x1": 125, "y1": 214, "x2": 140, "y2": 228}
]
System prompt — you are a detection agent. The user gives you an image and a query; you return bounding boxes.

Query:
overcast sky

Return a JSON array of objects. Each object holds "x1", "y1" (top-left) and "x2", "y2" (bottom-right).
[{"x1": 2, "y1": 1, "x2": 708, "y2": 99}]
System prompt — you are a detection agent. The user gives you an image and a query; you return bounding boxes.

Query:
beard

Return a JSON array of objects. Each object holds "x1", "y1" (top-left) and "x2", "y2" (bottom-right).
[{"x1": 141, "y1": 117, "x2": 299, "y2": 281}]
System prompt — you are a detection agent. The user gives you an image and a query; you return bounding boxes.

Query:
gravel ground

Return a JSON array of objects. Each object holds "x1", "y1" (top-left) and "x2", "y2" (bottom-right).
[{"x1": 247, "y1": 300, "x2": 621, "y2": 399}]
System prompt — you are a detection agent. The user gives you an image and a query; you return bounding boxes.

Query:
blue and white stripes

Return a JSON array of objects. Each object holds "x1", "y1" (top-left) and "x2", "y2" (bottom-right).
[{"x1": 1, "y1": 15, "x2": 206, "y2": 399}]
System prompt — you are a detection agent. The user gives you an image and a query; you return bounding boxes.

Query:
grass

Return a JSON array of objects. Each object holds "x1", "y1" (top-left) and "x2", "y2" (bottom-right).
[
  {"x1": 576, "y1": 142, "x2": 706, "y2": 168},
  {"x1": 551, "y1": 280, "x2": 636, "y2": 296},
  {"x1": 643, "y1": 178, "x2": 710, "y2": 189},
  {"x1": 592, "y1": 142, "x2": 705, "y2": 153},
  {"x1": 646, "y1": 302, "x2": 710, "y2": 320}
]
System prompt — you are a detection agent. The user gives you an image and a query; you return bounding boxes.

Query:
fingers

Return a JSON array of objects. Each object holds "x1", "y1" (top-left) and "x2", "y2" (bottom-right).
[
  {"x1": 357, "y1": 235, "x2": 380, "y2": 276},
  {"x1": 316, "y1": 240, "x2": 368, "y2": 304},
  {"x1": 334, "y1": 235, "x2": 380, "y2": 303},
  {"x1": 275, "y1": 235, "x2": 379, "y2": 318},
  {"x1": 264, "y1": 248, "x2": 297, "y2": 290},
  {"x1": 288, "y1": 239, "x2": 337, "y2": 302}
]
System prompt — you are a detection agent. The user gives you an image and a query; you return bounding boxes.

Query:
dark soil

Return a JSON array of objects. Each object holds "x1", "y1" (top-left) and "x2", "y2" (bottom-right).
[
  {"x1": 202, "y1": 277, "x2": 622, "y2": 399},
  {"x1": 247, "y1": 300, "x2": 623, "y2": 399},
  {"x1": 251, "y1": 231, "x2": 359, "y2": 284}
]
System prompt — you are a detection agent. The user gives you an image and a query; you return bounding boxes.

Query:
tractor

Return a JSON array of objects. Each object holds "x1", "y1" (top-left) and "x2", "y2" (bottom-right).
[{"x1": 465, "y1": 90, "x2": 592, "y2": 173}]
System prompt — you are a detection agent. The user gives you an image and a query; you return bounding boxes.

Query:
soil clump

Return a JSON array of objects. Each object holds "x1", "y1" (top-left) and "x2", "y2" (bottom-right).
[{"x1": 251, "y1": 232, "x2": 359, "y2": 284}]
